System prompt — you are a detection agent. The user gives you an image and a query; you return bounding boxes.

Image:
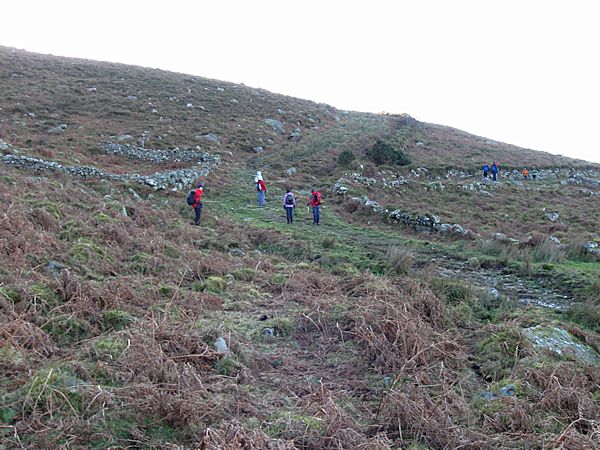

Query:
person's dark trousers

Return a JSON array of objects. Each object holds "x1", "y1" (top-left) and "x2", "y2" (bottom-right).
[
  {"x1": 285, "y1": 207, "x2": 293, "y2": 224},
  {"x1": 312, "y1": 205, "x2": 320, "y2": 225},
  {"x1": 483, "y1": 172, "x2": 488, "y2": 178},
  {"x1": 492, "y1": 173, "x2": 497, "y2": 181},
  {"x1": 194, "y1": 204, "x2": 203, "y2": 225}
]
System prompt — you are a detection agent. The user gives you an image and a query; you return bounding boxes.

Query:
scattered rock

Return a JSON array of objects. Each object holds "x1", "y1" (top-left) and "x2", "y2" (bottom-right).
[
  {"x1": 288, "y1": 128, "x2": 301, "y2": 140},
  {"x1": 262, "y1": 328, "x2": 275, "y2": 338},
  {"x1": 264, "y1": 118, "x2": 285, "y2": 134},
  {"x1": 127, "y1": 95, "x2": 137, "y2": 100},
  {"x1": 117, "y1": 134, "x2": 133, "y2": 141},
  {"x1": 252, "y1": 146, "x2": 264, "y2": 154},
  {"x1": 228, "y1": 248, "x2": 245, "y2": 257},
  {"x1": 46, "y1": 260, "x2": 67, "y2": 277},
  {"x1": 199, "y1": 133, "x2": 220, "y2": 144},
  {"x1": 523, "y1": 325, "x2": 600, "y2": 365},
  {"x1": 214, "y1": 336, "x2": 229, "y2": 353},
  {"x1": 478, "y1": 383, "x2": 517, "y2": 401},
  {"x1": 363, "y1": 196, "x2": 382, "y2": 213},
  {"x1": 0, "y1": 139, "x2": 10, "y2": 151},
  {"x1": 48, "y1": 123, "x2": 67, "y2": 133},
  {"x1": 333, "y1": 178, "x2": 349, "y2": 195},
  {"x1": 286, "y1": 167, "x2": 296, "y2": 176},
  {"x1": 128, "y1": 188, "x2": 143, "y2": 202},
  {"x1": 546, "y1": 212, "x2": 560, "y2": 222}
]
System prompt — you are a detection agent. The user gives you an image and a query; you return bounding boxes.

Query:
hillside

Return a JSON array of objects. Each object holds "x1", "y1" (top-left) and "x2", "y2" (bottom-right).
[{"x1": 1, "y1": 46, "x2": 600, "y2": 449}]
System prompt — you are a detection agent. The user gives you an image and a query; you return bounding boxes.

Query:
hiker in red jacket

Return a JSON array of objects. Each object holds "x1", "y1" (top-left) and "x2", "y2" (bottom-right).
[
  {"x1": 192, "y1": 183, "x2": 204, "y2": 225},
  {"x1": 308, "y1": 188, "x2": 322, "y2": 225},
  {"x1": 255, "y1": 171, "x2": 266, "y2": 207}
]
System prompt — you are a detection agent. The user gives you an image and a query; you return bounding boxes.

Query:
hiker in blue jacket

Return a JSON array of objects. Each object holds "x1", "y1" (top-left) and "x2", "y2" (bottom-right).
[
  {"x1": 482, "y1": 163, "x2": 490, "y2": 178},
  {"x1": 283, "y1": 188, "x2": 296, "y2": 224},
  {"x1": 491, "y1": 161, "x2": 499, "y2": 181}
]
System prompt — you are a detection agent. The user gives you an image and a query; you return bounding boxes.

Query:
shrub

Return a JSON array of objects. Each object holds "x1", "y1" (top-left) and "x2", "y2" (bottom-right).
[
  {"x1": 337, "y1": 149, "x2": 355, "y2": 167},
  {"x1": 321, "y1": 236, "x2": 336, "y2": 249},
  {"x1": 102, "y1": 309, "x2": 135, "y2": 330},
  {"x1": 476, "y1": 326, "x2": 529, "y2": 381},
  {"x1": 93, "y1": 336, "x2": 128, "y2": 359},
  {"x1": 42, "y1": 316, "x2": 92, "y2": 345},
  {"x1": 365, "y1": 140, "x2": 411, "y2": 166},
  {"x1": 386, "y1": 246, "x2": 414, "y2": 275},
  {"x1": 201, "y1": 276, "x2": 227, "y2": 293}
]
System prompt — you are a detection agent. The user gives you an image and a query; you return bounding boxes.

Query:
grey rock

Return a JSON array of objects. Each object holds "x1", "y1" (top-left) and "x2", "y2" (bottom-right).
[
  {"x1": 199, "y1": 133, "x2": 220, "y2": 143},
  {"x1": 265, "y1": 118, "x2": 285, "y2": 134},
  {"x1": 333, "y1": 178, "x2": 349, "y2": 195},
  {"x1": 228, "y1": 248, "x2": 245, "y2": 257},
  {"x1": 120, "y1": 205, "x2": 128, "y2": 217},
  {"x1": 523, "y1": 325, "x2": 600, "y2": 364},
  {"x1": 549, "y1": 236, "x2": 561, "y2": 245},
  {"x1": 214, "y1": 337, "x2": 229, "y2": 353},
  {"x1": 128, "y1": 188, "x2": 143, "y2": 202},
  {"x1": 286, "y1": 167, "x2": 296, "y2": 176},
  {"x1": 127, "y1": 95, "x2": 137, "y2": 100},
  {"x1": 0, "y1": 139, "x2": 9, "y2": 151},
  {"x1": 364, "y1": 197, "x2": 382, "y2": 213},
  {"x1": 117, "y1": 134, "x2": 133, "y2": 141},
  {"x1": 48, "y1": 123, "x2": 67, "y2": 133},
  {"x1": 288, "y1": 128, "x2": 301, "y2": 140},
  {"x1": 546, "y1": 212, "x2": 560, "y2": 222},
  {"x1": 47, "y1": 260, "x2": 67, "y2": 277},
  {"x1": 262, "y1": 328, "x2": 275, "y2": 337},
  {"x1": 252, "y1": 146, "x2": 264, "y2": 154}
]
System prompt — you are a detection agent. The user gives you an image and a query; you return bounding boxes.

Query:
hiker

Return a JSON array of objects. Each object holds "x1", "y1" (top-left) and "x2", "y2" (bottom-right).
[
  {"x1": 482, "y1": 163, "x2": 490, "y2": 178},
  {"x1": 491, "y1": 161, "x2": 499, "y2": 181},
  {"x1": 531, "y1": 169, "x2": 538, "y2": 181},
  {"x1": 283, "y1": 188, "x2": 296, "y2": 224},
  {"x1": 191, "y1": 183, "x2": 204, "y2": 225},
  {"x1": 255, "y1": 171, "x2": 266, "y2": 207},
  {"x1": 522, "y1": 168, "x2": 529, "y2": 180},
  {"x1": 308, "y1": 188, "x2": 322, "y2": 225}
]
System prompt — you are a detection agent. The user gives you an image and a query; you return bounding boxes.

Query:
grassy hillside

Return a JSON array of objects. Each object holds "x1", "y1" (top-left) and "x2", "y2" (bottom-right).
[{"x1": 1, "y1": 46, "x2": 600, "y2": 449}]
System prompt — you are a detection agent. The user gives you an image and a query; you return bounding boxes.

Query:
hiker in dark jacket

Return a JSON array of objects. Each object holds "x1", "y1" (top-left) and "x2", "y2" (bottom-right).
[
  {"x1": 491, "y1": 161, "x2": 499, "y2": 181},
  {"x1": 283, "y1": 189, "x2": 296, "y2": 224},
  {"x1": 308, "y1": 188, "x2": 322, "y2": 225},
  {"x1": 482, "y1": 163, "x2": 490, "y2": 178},
  {"x1": 192, "y1": 183, "x2": 204, "y2": 225}
]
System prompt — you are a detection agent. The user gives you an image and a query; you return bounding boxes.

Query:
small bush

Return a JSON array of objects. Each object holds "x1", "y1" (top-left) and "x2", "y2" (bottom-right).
[
  {"x1": 476, "y1": 327, "x2": 528, "y2": 381},
  {"x1": 566, "y1": 300, "x2": 600, "y2": 333},
  {"x1": 321, "y1": 236, "x2": 336, "y2": 249},
  {"x1": 93, "y1": 336, "x2": 128, "y2": 359},
  {"x1": 337, "y1": 149, "x2": 355, "y2": 167},
  {"x1": 202, "y1": 276, "x2": 228, "y2": 293},
  {"x1": 232, "y1": 268, "x2": 257, "y2": 281},
  {"x1": 102, "y1": 309, "x2": 135, "y2": 331},
  {"x1": 386, "y1": 246, "x2": 414, "y2": 275},
  {"x1": 42, "y1": 316, "x2": 92, "y2": 345},
  {"x1": 365, "y1": 140, "x2": 411, "y2": 166}
]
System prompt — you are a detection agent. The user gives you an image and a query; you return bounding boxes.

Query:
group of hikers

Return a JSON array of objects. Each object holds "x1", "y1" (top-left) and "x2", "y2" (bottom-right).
[
  {"x1": 256, "y1": 171, "x2": 322, "y2": 224},
  {"x1": 482, "y1": 162, "x2": 538, "y2": 181},
  {"x1": 187, "y1": 171, "x2": 322, "y2": 226}
]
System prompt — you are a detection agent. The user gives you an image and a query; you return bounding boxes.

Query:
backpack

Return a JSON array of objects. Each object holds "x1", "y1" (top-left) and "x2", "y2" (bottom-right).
[
  {"x1": 312, "y1": 192, "x2": 321, "y2": 205},
  {"x1": 187, "y1": 191, "x2": 195, "y2": 206},
  {"x1": 285, "y1": 193, "x2": 294, "y2": 205}
]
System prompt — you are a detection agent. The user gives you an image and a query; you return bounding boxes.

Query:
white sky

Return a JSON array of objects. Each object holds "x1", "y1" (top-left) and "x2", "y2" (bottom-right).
[{"x1": 2, "y1": 0, "x2": 599, "y2": 163}]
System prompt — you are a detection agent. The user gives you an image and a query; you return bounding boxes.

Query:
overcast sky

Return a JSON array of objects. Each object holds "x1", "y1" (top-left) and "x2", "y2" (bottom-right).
[{"x1": 2, "y1": 0, "x2": 599, "y2": 163}]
